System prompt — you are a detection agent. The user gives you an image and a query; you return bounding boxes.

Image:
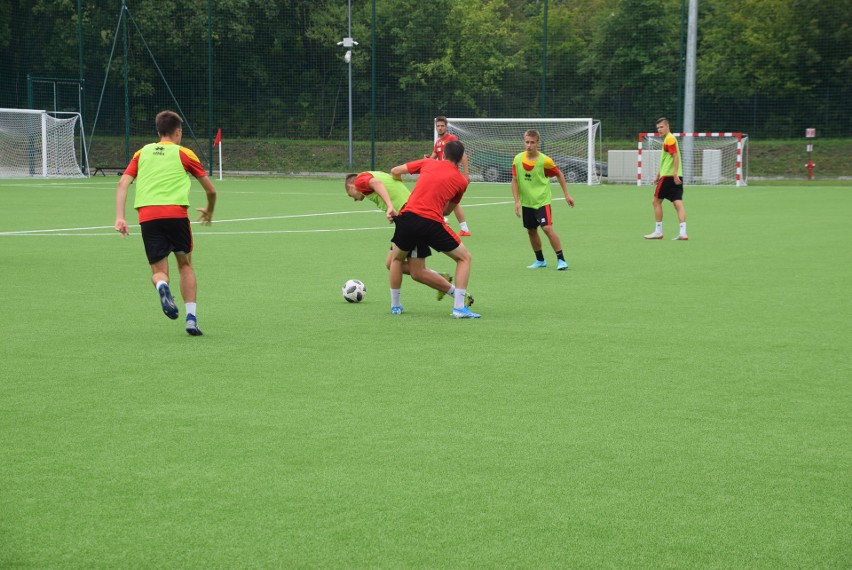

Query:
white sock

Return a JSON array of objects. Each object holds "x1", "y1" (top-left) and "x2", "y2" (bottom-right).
[
  {"x1": 185, "y1": 302, "x2": 197, "y2": 317},
  {"x1": 453, "y1": 288, "x2": 467, "y2": 310},
  {"x1": 156, "y1": 280, "x2": 168, "y2": 290},
  {"x1": 446, "y1": 285, "x2": 456, "y2": 297},
  {"x1": 459, "y1": 222, "x2": 469, "y2": 232},
  {"x1": 655, "y1": 222, "x2": 663, "y2": 233},
  {"x1": 679, "y1": 222, "x2": 687, "y2": 235},
  {"x1": 391, "y1": 289, "x2": 401, "y2": 307}
]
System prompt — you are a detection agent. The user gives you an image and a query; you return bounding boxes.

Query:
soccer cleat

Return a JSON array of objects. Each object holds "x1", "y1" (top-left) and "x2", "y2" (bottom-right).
[
  {"x1": 527, "y1": 260, "x2": 547, "y2": 268},
  {"x1": 458, "y1": 230, "x2": 472, "y2": 237},
  {"x1": 158, "y1": 283, "x2": 179, "y2": 320},
  {"x1": 185, "y1": 315, "x2": 203, "y2": 336},
  {"x1": 644, "y1": 232, "x2": 664, "y2": 239},
  {"x1": 557, "y1": 259, "x2": 569, "y2": 271},
  {"x1": 452, "y1": 306, "x2": 481, "y2": 319},
  {"x1": 673, "y1": 235, "x2": 689, "y2": 241},
  {"x1": 466, "y1": 292, "x2": 474, "y2": 307},
  {"x1": 391, "y1": 305, "x2": 404, "y2": 315},
  {"x1": 436, "y1": 272, "x2": 453, "y2": 301}
]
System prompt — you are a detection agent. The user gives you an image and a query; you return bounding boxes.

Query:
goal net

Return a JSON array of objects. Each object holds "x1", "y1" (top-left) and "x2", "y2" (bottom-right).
[
  {"x1": 637, "y1": 132, "x2": 748, "y2": 187},
  {"x1": 445, "y1": 118, "x2": 603, "y2": 185},
  {"x1": 0, "y1": 108, "x2": 87, "y2": 178}
]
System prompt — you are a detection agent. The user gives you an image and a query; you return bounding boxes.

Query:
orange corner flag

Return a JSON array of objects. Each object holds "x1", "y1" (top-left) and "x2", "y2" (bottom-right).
[{"x1": 213, "y1": 128, "x2": 222, "y2": 147}]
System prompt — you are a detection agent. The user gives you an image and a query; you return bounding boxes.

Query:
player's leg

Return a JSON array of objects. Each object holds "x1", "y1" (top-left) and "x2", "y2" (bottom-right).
[
  {"x1": 672, "y1": 199, "x2": 688, "y2": 240},
  {"x1": 388, "y1": 244, "x2": 408, "y2": 314},
  {"x1": 645, "y1": 182, "x2": 665, "y2": 238},
  {"x1": 444, "y1": 244, "x2": 479, "y2": 318},
  {"x1": 385, "y1": 248, "x2": 411, "y2": 275},
  {"x1": 454, "y1": 204, "x2": 471, "y2": 235},
  {"x1": 141, "y1": 219, "x2": 179, "y2": 320},
  {"x1": 149, "y1": 257, "x2": 178, "y2": 320},
  {"x1": 174, "y1": 253, "x2": 202, "y2": 335},
  {"x1": 523, "y1": 207, "x2": 547, "y2": 268},
  {"x1": 541, "y1": 224, "x2": 569, "y2": 270}
]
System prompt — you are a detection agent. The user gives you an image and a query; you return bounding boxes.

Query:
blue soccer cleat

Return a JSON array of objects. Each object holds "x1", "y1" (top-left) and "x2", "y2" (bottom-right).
[
  {"x1": 452, "y1": 306, "x2": 481, "y2": 319},
  {"x1": 185, "y1": 315, "x2": 203, "y2": 336},
  {"x1": 391, "y1": 305, "x2": 404, "y2": 315},
  {"x1": 557, "y1": 259, "x2": 569, "y2": 271},
  {"x1": 158, "y1": 283, "x2": 179, "y2": 320},
  {"x1": 527, "y1": 260, "x2": 547, "y2": 269}
]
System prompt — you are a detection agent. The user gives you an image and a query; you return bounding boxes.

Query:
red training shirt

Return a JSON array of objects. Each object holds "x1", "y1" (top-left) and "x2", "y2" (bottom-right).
[{"x1": 401, "y1": 159, "x2": 468, "y2": 223}]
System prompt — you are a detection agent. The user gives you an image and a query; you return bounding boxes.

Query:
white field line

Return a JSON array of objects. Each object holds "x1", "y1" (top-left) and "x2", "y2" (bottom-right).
[{"x1": 0, "y1": 199, "x2": 519, "y2": 237}]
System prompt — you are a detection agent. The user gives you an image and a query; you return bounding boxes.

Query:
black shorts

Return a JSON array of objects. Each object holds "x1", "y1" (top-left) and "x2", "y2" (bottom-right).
[
  {"x1": 140, "y1": 217, "x2": 193, "y2": 264},
  {"x1": 391, "y1": 212, "x2": 460, "y2": 257},
  {"x1": 655, "y1": 177, "x2": 684, "y2": 202},
  {"x1": 388, "y1": 243, "x2": 431, "y2": 259},
  {"x1": 522, "y1": 205, "x2": 553, "y2": 229}
]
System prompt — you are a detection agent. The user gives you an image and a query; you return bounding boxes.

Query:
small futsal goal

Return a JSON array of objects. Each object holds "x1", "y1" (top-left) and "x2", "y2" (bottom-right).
[{"x1": 637, "y1": 132, "x2": 748, "y2": 186}]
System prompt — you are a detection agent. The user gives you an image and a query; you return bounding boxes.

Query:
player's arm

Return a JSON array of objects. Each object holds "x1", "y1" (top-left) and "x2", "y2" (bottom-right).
[
  {"x1": 554, "y1": 169, "x2": 575, "y2": 207},
  {"x1": 511, "y1": 164, "x2": 521, "y2": 218},
  {"x1": 368, "y1": 178, "x2": 397, "y2": 221},
  {"x1": 114, "y1": 174, "x2": 135, "y2": 237},
  {"x1": 195, "y1": 175, "x2": 217, "y2": 225},
  {"x1": 672, "y1": 149, "x2": 681, "y2": 185},
  {"x1": 443, "y1": 200, "x2": 460, "y2": 217},
  {"x1": 461, "y1": 151, "x2": 470, "y2": 179},
  {"x1": 425, "y1": 150, "x2": 437, "y2": 159},
  {"x1": 390, "y1": 163, "x2": 410, "y2": 179}
]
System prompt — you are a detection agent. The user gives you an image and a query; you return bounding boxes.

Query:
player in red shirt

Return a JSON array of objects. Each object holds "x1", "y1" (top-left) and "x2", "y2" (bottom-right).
[
  {"x1": 426, "y1": 116, "x2": 472, "y2": 236},
  {"x1": 389, "y1": 140, "x2": 480, "y2": 318}
]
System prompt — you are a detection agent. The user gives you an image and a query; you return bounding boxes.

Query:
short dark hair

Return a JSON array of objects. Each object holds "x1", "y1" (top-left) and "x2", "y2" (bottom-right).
[
  {"x1": 156, "y1": 110, "x2": 182, "y2": 136},
  {"x1": 444, "y1": 140, "x2": 464, "y2": 163},
  {"x1": 435, "y1": 116, "x2": 448, "y2": 125},
  {"x1": 344, "y1": 173, "x2": 357, "y2": 187},
  {"x1": 656, "y1": 117, "x2": 670, "y2": 126}
]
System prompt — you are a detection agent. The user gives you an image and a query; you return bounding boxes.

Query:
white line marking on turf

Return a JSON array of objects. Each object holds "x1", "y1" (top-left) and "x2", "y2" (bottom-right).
[{"x1": 0, "y1": 199, "x2": 518, "y2": 236}]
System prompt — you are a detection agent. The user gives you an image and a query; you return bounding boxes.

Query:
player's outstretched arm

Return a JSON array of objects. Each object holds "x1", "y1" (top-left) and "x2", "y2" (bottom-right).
[
  {"x1": 555, "y1": 170, "x2": 575, "y2": 207},
  {"x1": 114, "y1": 174, "x2": 134, "y2": 237},
  {"x1": 368, "y1": 178, "x2": 397, "y2": 222},
  {"x1": 195, "y1": 175, "x2": 217, "y2": 225}
]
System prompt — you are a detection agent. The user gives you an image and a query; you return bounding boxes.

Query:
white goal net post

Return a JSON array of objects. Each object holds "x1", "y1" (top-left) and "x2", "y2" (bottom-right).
[
  {"x1": 637, "y1": 132, "x2": 748, "y2": 187},
  {"x1": 443, "y1": 118, "x2": 604, "y2": 185},
  {"x1": 0, "y1": 108, "x2": 87, "y2": 178}
]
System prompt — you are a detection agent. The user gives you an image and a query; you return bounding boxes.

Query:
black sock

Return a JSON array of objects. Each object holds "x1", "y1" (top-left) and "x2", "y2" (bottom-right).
[
  {"x1": 556, "y1": 250, "x2": 565, "y2": 261},
  {"x1": 534, "y1": 250, "x2": 545, "y2": 262}
]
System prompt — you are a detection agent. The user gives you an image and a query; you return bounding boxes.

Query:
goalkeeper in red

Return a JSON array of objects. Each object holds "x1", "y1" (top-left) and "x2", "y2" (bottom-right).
[
  {"x1": 644, "y1": 117, "x2": 688, "y2": 240},
  {"x1": 114, "y1": 110, "x2": 217, "y2": 336},
  {"x1": 388, "y1": 141, "x2": 479, "y2": 318}
]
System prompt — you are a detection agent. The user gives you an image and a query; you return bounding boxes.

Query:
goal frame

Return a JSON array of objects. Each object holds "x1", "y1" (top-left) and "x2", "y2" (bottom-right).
[
  {"x1": 637, "y1": 132, "x2": 747, "y2": 187},
  {"x1": 0, "y1": 108, "x2": 88, "y2": 178},
  {"x1": 444, "y1": 118, "x2": 602, "y2": 185}
]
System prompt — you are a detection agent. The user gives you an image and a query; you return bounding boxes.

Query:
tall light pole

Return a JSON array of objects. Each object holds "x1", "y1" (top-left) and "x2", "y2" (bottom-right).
[{"x1": 338, "y1": 0, "x2": 358, "y2": 168}]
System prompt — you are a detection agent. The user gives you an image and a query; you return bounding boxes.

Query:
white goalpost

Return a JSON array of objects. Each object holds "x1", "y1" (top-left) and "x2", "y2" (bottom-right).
[
  {"x1": 445, "y1": 118, "x2": 604, "y2": 185},
  {"x1": 637, "y1": 132, "x2": 748, "y2": 187},
  {"x1": 0, "y1": 108, "x2": 87, "y2": 178}
]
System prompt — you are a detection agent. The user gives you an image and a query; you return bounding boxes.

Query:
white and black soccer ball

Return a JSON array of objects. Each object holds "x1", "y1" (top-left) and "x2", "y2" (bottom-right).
[{"x1": 342, "y1": 279, "x2": 366, "y2": 303}]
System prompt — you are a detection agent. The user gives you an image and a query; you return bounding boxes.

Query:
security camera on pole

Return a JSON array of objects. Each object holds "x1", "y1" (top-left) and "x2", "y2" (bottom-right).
[
  {"x1": 805, "y1": 128, "x2": 816, "y2": 181},
  {"x1": 337, "y1": 0, "x2": 358, "y2": 168}
]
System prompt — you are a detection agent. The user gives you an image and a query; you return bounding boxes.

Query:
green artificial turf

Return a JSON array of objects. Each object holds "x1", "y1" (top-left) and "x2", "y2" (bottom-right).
[{"x1": 0, "y1": 177, "x2": 849, "y2": 568}]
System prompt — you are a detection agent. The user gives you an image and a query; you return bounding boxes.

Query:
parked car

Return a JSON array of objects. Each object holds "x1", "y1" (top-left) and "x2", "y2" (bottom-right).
[{"x1": 469, "y1": 149, "x2": 607, "y2": 183}]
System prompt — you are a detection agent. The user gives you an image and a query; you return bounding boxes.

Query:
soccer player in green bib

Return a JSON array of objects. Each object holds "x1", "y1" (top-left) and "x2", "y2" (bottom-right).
[
  {"x1": 511, "y1": 129, "x2": 575, "y2": 270},
  {"x1": 115, "y1": 110, "x2": 217, "y2": 336},
  {"x1": 344, "y1": 171, "x2": 472, "y2": 312},
  {"x1": 644, "y1": 117, "x2": 688, "y2": 240}
]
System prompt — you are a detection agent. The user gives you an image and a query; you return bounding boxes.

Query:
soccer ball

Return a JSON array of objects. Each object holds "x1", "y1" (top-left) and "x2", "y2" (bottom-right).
[{"x1": 342, "y1": 279, "x2": 366, "y2": 303}]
